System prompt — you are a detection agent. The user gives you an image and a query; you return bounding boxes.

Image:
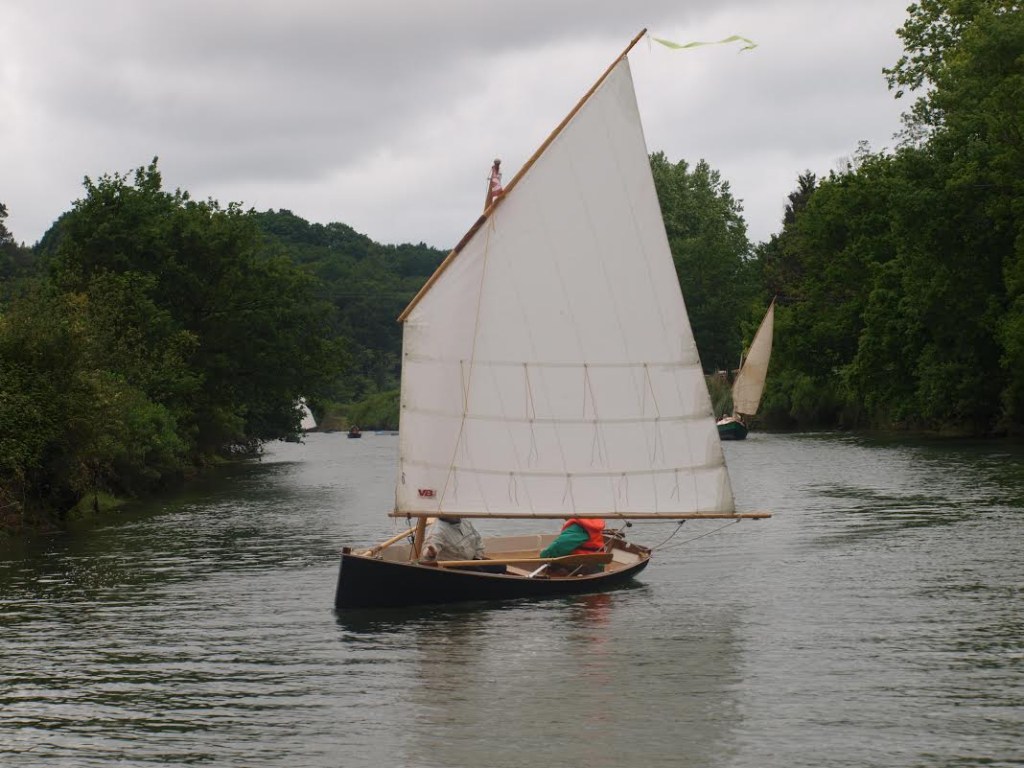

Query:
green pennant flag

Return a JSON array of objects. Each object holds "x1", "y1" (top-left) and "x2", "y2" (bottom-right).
[{"x1": 653, "y1": 34, "x2": 757, "y2": 52}]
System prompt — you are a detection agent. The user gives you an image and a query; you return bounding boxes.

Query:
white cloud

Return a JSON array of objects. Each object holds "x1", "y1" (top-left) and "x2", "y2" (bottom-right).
[{"x1": 1, "y1": 0, "x2": 910, "y2": 248}]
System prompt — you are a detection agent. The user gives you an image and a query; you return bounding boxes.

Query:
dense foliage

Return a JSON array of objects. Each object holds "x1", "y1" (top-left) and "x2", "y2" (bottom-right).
[
  {"x1": 250, "y1": 209, "x2": 444, "y2": 402},
  {"x1": 0, "y1": 203, "x2": 35, "y2": 291},
  {"x1": 0, "y1": 163, "x2": 445, "y2": 530},
  {"x1": 2, "y1": 163, "x2": 336, "y2": 526},
  {"x1": 759, "y1": 0, "x2": 1024, "y2": 434},
  {"x1": 650, "y1": 153, "x2": 761, "y2": 373}
]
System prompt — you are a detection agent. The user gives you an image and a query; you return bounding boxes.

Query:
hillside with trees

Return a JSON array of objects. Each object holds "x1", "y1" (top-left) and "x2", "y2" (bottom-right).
[
  {"x1": 757, "y1": 0, "x2": 1024, "y2": 435},
  {"x1": 0, "y1": 162, "x2": 443, "y2": 531},
  {"x1": 250, "y1": 209, "x2": 444, "y2": 404}
]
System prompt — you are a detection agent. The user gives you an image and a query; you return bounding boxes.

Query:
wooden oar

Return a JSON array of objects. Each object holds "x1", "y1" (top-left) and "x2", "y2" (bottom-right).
[{"x1": 357, "y1": 526, "x2": 417, "y2": 557}]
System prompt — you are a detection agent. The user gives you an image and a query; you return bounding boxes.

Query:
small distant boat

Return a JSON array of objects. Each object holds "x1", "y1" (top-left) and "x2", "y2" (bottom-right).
[
  {"x1": 298, "y1": 398, "x2": 317, "y2": 432},
  {"x1": 334, "y1": 30, "x2": 770, "y2": 611},
  {"x1": 347, "y1": 426, "x2": 362, "y2": 439},
  {"x1": 717, "y1": 299, "x2": 775, "y2": 440}
]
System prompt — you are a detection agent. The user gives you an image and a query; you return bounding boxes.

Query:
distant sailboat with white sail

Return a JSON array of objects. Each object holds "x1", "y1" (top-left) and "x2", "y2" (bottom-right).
[
  {"x1": 717, "y1": 299, "x2": 775, "y2": 440},
  {"x1": 298, "y1": 398, "x2": 317, "y2": 432}
]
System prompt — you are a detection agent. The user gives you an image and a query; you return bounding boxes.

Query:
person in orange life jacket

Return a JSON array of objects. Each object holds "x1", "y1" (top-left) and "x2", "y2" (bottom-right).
[{"x1": 539, "y1": 517, "x2": 606, "y2": 573}]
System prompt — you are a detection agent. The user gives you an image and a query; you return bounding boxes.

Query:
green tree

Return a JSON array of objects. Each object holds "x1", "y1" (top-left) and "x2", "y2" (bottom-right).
[
  {"x1": 250, "y1": 208, "x2": 445, "y2": 404},
  {"x1": 758, "y1": 159, "x2": 899, "y2": 427},
  {"x1": 0, "y1": 202, "x2": 12, "y2": 249},
  {"x1": 0, "y1": 281, "x2": 189, "y2": 519},
  {"x1": 50, "y1": 159, "x2": 342, "y2": 454},
  {"x1": 757, "y1": 1, "x2": 1022, "y2": 434},
  {"x1": 649, "y1": 152, "x2": 757, "y2": 372},
  {"x1": 884, "y1": 0, "x2": 1024, "y2": 431},
  {"x1": 0, "y1": 284, "x2": 85, "y2": 515},
  {"x1": 0, "y1": 202, "x2": 37, "y2": 285}
]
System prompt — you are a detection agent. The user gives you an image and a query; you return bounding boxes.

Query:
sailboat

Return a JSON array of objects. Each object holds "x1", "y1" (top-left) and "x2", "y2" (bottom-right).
[
  {"x1": 298, "y1": 398, "x2": 317, "y2": 432},
  {"x1": 716, "y1": 299, "x2": 775, "y2": 440},
  {"x1": 334, "y1": 30, "x2": 770, "y2": 610}
]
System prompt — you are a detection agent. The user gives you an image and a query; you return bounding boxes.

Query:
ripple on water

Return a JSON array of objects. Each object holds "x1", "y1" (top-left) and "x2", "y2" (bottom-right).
[{"x1": 1, "y1": 432, "x2": 1022, "y2": 767}]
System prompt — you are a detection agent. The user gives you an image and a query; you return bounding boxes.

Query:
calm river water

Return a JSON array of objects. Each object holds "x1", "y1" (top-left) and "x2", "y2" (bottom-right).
[{"x1": 1, "y1": 432, "x2": 1022, "y2": 767}]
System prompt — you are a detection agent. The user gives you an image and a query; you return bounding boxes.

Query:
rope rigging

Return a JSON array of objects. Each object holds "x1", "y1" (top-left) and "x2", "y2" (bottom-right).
[{"x1": 636, "y1": 518, "x2": 742, "y2": 552}]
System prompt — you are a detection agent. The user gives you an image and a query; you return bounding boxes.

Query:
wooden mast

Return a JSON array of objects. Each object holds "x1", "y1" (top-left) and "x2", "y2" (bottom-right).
[{"x1": 397, "y1": 28, "x2": 649, "y2": 324}]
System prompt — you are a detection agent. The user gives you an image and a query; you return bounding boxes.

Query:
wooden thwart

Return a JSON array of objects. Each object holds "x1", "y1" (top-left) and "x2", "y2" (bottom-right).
[{"x1": 432, "y1": 552, "x2": 614, "y2": 570}]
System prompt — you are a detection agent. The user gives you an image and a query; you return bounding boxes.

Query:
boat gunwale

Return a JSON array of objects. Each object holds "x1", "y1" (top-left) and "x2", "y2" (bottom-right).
[
  {"x1": 342, "y1": 550, "x2": 647, "y2": 582},
  {"x1": 387, "y1": 511, "x2": 772, "y2": 520}
]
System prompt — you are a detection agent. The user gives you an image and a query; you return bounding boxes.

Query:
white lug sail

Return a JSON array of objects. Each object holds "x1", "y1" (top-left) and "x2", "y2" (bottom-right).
[
  {"x1": 731, "y1": 300, "x2": 775, "y2": 417},
  {"x1": 396, "y1": 56, "x2": 733, "y2": 519}
]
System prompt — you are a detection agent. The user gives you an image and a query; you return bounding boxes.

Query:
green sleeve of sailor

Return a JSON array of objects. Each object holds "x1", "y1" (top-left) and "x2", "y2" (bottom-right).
[{"x1": 539, "y1": 524, "x2": 589, "y2": 558}]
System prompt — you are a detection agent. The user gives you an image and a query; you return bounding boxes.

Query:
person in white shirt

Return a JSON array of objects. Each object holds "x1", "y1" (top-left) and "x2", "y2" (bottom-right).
[{"x1": 419, "y1": 516, "x2": 484, "y2": 562}]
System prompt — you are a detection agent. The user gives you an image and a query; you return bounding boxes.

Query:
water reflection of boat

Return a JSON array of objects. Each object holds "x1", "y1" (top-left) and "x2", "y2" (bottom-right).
[{"x1": 334, "y1": 30, "x2": 769, "y2": 611}]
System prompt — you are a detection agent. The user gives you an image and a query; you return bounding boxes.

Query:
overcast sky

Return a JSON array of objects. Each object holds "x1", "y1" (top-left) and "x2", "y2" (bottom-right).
[{"x1": 1, "y1": 0, "x2": 911, "y2": 250}]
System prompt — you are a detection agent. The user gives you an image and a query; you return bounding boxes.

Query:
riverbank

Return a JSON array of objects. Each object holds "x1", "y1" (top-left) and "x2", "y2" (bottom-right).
[{"x1": 0, "y1": 454, "x2": 243, "y2": 540}]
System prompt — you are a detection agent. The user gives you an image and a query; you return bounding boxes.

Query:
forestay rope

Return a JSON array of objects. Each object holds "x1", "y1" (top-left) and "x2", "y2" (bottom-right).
[{"x1": 638, "y1": 518, "x2": 743, "y2": 552}]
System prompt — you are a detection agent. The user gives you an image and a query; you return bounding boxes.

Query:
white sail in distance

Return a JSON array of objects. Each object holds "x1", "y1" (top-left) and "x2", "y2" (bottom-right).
[
  {"x1": 396, "y1": 55, "x2": 733, "y2": 519},
  {"x1": 298, "y1": 398, "x2": 317, "y2": 431},
  {"x1": 731, "y1": 300, "x2": 775, "y2": 417}
]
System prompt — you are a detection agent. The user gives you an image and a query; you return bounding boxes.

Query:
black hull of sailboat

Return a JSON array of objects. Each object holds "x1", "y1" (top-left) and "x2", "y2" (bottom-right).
[
  {"x1": 334, "y1": 552, "x2": 650, "y2": 610},
  {"x1": 717, "y1": 419, "x2": 748, "y2": 440}
]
